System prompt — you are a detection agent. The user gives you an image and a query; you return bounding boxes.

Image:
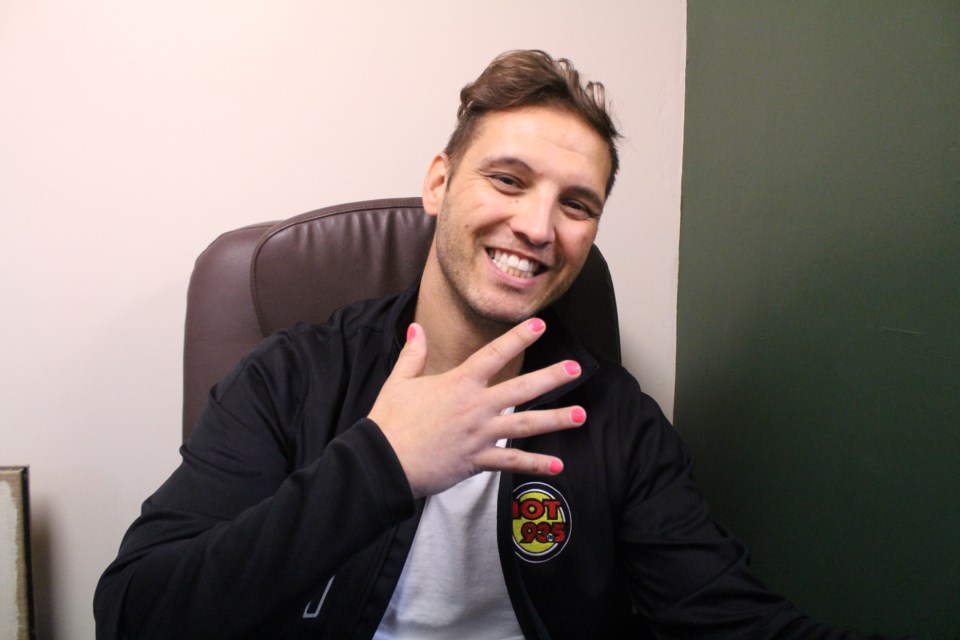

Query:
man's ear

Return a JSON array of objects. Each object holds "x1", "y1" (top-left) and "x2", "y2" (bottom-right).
[{"x1": 421, "y1": 152, "x2": 450, "y2": 218}]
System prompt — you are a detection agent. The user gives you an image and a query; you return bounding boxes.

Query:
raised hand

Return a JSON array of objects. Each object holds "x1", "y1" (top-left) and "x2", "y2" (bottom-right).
[{"x1": 368, "y1": 318, "x2": 587, "y2": 498}]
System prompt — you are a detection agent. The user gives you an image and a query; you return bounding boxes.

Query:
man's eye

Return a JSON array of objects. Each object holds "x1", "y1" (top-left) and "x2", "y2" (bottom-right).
[
  {"x1": 492, "y1": 174, "x2": 522, "y2": 189},
  {"x1": 563, "y1": 200, "x2": 597, "y2": 219}
]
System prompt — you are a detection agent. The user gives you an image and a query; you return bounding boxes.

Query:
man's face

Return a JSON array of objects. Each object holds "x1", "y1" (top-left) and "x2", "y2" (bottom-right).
[{"x1": 423, "y1": 106, "x2": 611, "y2": 327}]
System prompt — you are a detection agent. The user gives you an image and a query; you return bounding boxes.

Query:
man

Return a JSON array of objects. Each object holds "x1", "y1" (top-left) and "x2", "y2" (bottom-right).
[{"x1": 96, "y1": 50, "x2": 902, "y2": 639}]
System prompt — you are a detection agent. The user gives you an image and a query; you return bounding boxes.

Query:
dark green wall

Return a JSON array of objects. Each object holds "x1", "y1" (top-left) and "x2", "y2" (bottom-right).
[{"x1": 677, "y1": 2, "x2": 959, "y2": 637}]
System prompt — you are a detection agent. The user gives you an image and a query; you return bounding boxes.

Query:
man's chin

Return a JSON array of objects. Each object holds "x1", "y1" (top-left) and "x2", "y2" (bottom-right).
[
  {"x1": 452, "y1": 276, "x2": 574, "y2": 330},
  {"x1": 465, "y1": 294, "x2": 553, "y2": 329},
  {"x1": 474, "y1": 309, "x2": 534, "y2": 328}
]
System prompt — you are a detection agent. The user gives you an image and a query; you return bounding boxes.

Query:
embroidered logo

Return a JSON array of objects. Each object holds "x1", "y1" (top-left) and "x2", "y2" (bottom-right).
[{"x1": 511, "y1": 481, "x2": 571, "y2": 563}]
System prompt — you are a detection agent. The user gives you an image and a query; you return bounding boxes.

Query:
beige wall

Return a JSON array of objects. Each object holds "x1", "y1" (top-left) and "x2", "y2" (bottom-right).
[{"x1": 0, "y1": 2, "x2": 687, "y2": 637}]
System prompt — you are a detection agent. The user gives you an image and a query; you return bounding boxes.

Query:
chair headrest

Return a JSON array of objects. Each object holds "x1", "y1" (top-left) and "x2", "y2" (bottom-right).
[{"x1": 252, "y1": 197, "x2": 434, "y2": 336}]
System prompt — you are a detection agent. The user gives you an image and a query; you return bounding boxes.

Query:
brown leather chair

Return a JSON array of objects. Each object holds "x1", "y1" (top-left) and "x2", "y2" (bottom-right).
[{"x1": 182, "y1": 197, "x2": 621, "y2": 441}]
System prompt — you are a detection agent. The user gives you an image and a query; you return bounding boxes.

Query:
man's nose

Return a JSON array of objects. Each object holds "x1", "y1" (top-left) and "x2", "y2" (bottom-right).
[{"x1": 510, "y1": 197, "x2": 555, "y2": 247}]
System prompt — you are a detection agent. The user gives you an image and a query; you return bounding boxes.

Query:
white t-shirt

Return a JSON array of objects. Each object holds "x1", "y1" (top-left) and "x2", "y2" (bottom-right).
[{"x1": 374, "y1": 434, "x2": 524, "y2": 639}]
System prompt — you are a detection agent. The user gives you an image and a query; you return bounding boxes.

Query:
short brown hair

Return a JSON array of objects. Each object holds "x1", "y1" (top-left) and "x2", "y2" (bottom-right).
[{"x1": 444, "y1": 50, "x2": 621, "y2": 197}]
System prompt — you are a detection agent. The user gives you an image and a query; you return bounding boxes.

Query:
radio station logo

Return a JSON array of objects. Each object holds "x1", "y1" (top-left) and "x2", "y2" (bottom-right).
[{"x1": 511, "y1": 482, "x2": 571, "y2": 563}]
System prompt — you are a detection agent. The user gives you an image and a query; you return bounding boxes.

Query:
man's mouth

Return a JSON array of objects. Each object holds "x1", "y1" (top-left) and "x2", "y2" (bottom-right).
[{"x1": 489, "y1": 249, "x2": 545, "y2": 280}]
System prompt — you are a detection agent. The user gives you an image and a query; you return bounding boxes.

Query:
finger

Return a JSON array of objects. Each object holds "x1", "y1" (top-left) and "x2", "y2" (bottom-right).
[
  {"x1": 462, "y1": 318, "x2": 547, "y2": 382},
  {"x1": 390, "y1": 322, "x2": 428, "y2": 380},
  {"x1": 488, "y1": 405, "x2": 586, "y2": 441},
  {"x1": 490, "y1": 359, "x2": 582, "y2": 410},
  {"x1": 474, "y1": 447, "x2": 565, "y2": 476}
]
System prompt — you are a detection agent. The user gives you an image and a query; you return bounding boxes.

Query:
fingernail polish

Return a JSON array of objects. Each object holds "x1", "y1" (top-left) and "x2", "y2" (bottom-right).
[
  {"x1": 549, "y1": 459, "x2": 564, "y2": 474},
  {"x1": 563, "y1": 361, "x2": 581, "y2": 376},
  {"x1": 527, "y1": 318, "x2": 546, "y2": 333},
  {"x1": 570, "y1": 407, "x2": 586, "y2": 424},
  {"x1": 406, "y1": 324, "x2": 417, "y2": 341}
]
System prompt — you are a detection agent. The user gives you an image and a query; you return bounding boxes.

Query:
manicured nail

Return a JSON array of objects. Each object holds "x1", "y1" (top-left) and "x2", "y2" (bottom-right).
[
  {"x1": 527, "y1": 318, "x2": 546, "y2": 333},
  {"x1": 563, "y1": 361, "x2": 581, "y2": 376},
  {"x1": 549, "y1": 459, "x2": 564, "y2": 474},
  {"x1": 406, "y1": 324, "x2": 417, "y2": 342},
  {"x1": 570, "y1": 407, "x2": 586, "y2": 424}
]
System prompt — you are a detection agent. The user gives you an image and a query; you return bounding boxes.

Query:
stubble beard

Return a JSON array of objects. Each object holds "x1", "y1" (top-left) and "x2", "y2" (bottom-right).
[{"x1": 434, "y1": 199, "x2": 571, "y2": 331}]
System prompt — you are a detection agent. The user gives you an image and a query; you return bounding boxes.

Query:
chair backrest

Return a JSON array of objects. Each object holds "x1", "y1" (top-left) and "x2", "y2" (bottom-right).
[{"x1": 183, "y1": 197, "x2": 621, "y2": 440}]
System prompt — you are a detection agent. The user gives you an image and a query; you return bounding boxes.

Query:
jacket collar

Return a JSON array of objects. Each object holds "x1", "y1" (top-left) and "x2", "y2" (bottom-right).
[{"x1": 382, "y1": 281, "x2": 419, "y2": 368}]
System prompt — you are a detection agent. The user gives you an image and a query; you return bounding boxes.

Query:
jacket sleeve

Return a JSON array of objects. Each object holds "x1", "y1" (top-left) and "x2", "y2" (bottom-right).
[
  {"x1": 614, "y1": 383, "x2": 910, "y2": 640},
  {"x1": 93, "y1": 331, "x2": 414, "y2": 640}
]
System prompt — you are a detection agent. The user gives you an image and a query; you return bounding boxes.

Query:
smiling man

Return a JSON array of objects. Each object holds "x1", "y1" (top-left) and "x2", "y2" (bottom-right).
[
  {"x1": 95, "y1": 51, "x2": 907, "y2": 640},
  {"x1": 424, "y1": 105, "x2": 609, "y2": 328}
]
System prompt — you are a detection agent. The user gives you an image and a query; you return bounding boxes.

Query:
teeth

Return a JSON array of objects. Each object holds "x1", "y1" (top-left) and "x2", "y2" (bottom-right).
[{"x1": 491, "y1": 249, "x2": 539, "y2": 279}]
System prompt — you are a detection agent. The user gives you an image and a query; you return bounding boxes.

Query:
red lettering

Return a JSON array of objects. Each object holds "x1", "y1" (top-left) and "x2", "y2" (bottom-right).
[
  {"x1": 551, "y1": 522, "x2": 566, "y2": 543},
  {"x1": 536, "y1": 521, "x2": 551, "y2": 542},
  {"x1": 520, "y1": 521, "x2": 537, "y2": 543},
  {"x1": 543, "y1": 500, "x2": 561, "y2": 520},
  {"x1": 520, "y1": 498, "x2": 544, "y2": 520}
]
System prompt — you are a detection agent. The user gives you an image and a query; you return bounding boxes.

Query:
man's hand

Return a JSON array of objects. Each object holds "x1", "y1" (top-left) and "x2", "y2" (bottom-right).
[{"x1": 368, "y1": 318, "x2": 587, "y2": 498}]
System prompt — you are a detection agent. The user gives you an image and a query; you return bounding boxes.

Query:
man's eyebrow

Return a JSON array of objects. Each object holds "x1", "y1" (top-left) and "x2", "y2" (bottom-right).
[
  {"x1": 480, "y1": 156, "x2": 605, "y2": 211},
  {"x1": 479, "y1": 156, "x2": 535, "y2": 174}
]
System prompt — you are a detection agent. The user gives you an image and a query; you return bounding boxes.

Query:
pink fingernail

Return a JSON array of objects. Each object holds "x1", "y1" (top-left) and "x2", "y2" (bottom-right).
[
  {"x1": 527, "y1": 318, "x2": 546, "y2": 333},
  {"x1": 406, "y1": 324, "x2": 416, "y2": 341},
  {"x1": 570, "y1": 407, "x2": 586, "y2": 424},
  {"x1": 563, "y1": 361, "x2": 581, "y2": 376},
  {"x1": 549, "y1": 459, "x2": 564, "y2": 474}
]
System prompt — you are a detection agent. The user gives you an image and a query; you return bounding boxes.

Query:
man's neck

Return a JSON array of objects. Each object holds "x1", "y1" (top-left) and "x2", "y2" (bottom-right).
[{"x1": 414, "y1": 267, "x2": 524, "y2": 384}]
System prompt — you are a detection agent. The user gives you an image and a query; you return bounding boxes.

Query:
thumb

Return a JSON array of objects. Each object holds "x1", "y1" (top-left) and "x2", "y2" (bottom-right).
[{"x1": 391, "y1": 322, "x2": 428, "y2": 379}]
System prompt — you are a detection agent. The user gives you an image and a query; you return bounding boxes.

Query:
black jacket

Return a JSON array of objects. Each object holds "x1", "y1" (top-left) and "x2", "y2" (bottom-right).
[{"x1": 95, "y1": 286, "x2": 897, "y2": 639}]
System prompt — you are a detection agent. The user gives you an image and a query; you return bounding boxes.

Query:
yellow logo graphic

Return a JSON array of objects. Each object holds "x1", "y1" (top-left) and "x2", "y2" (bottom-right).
[{"x1": 511, "y1": 482, "x2": 571, "y2": 563}]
